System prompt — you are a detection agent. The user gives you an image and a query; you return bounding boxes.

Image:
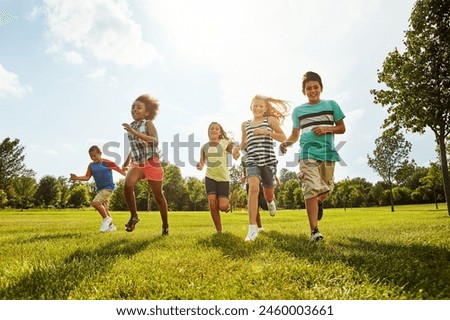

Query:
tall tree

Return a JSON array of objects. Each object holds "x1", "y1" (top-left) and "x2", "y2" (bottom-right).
[
  {"x1": 370, "y1": 0, "x2": 450, "y2": 215},
  {"x1": 0, "y1": 138, "x2": 26, "y2": 191},
  {"x1": 185, "y1": 177, "x2": 207, "y2": 211},
  {"x1": 163, "y1": 163, "x2": 188, "y2": 210},
  {"x1": 420, "y1": 162, "x2": 444, "y2": 209},
  {"x1": 367, "y1": 130, "x2": 412, "y2": 212},
  {"x1": 35, "y1": 175, "x2": 61, "y2": 208},
  {"x1": 8, "y1": 171, "x2": 38, "y2": 210},
  {"x1": 58, "y1": 176, "x2": 70, "y2": 209}
]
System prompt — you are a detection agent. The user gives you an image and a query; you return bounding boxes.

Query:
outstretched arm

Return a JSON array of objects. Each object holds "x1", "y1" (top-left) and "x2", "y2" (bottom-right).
[
  {"x1": 280, "y1": 128, "x2": 300, "y2": 154},
  {"x1": 232, "y1": 122, "x2": 247, "y2": 160},
  {"x1": 197, "y1": 148, "x2": 206, "y2": 170},
  {"x1": 70, "y1": 164, "x2": 92, "y2": 181}
]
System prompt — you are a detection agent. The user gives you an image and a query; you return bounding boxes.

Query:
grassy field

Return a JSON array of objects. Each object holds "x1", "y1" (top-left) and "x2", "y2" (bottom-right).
[{"x1": 0, "y1": 204, "x2": 449, "y2": 300}]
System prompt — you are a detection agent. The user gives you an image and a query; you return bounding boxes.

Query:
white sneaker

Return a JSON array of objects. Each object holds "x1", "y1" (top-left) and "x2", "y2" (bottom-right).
[
  {"x1": 310, "y1": 231, "x2": 324, "y2": 242},
  {"x1": 99, "y1": 217, "x2": 113, "y2": 232},
  {"x1": 267, "y1": 201, "x2": 276, "y2": 217},
  {"x1": 106, "y1": 224, "x2": 117, "y2": 232},
  {"x1": 258, "y1": 227, "x2": 265, "y2": 233},
  {"x1": 245, "y1": 225, "x2": 258, "y2": 241}
]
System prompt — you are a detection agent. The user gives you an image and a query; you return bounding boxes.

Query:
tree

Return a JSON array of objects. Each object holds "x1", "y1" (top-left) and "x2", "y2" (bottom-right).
[
  {"x1": 185, "y1": 177, "x2": 207, "y2": 211},
  {"x1": 279, "y1": 168, "x2": 298, "y2": 185},
  {"x1": 35, "y1": 175, "x2": 61, "y2": 208},
  {"x1": 0, "y1": 138, "x2": 27, "y2": 191},
  {"x1": 163, "y1": 163, "x2": 188, "y2": 210},
  {"x1": 67, "y1": 184, "x2": 90, "y2": 208},
  {"x1": 229, "y1": 165, "x2": 243, "y2": 212},
  {"x1": 278, "y1": 179, "x2": 301, "y2": 209},
  {"x1": 367, "y1": 130, "x2": 412, "y2": 212},
  {"x1": 0, "y1": 189, "x2": 7, "y2": 208},
  {"x1": 370, "y1": 0, "x2": 450, "y2": 215},
  {"x1": 109, "y1": 179, "x2": 128, "y2": 211},
  {"x1": 58, "y1": 176, "x2": 70, "y2": 209},
  {"x1": 8, "y1": 171, "x2": 38, "y2": 210},
  {"x1": 420, "y1": 162, "x2": 444, "y2": 208}
]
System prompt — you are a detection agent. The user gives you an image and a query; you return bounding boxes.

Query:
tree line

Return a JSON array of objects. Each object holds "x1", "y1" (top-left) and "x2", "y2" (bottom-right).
[{"x1": 0, "y1": 136, "x2": 446, "y2": 212}]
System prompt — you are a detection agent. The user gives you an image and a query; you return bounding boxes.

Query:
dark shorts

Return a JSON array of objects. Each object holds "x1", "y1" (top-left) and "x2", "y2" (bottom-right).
[
  {"x1": 245, "y1": 183, "x2": 268, "y2": 210},
  {"x1": 205, "y1": 176, "x2": 230, "y2": 198}
]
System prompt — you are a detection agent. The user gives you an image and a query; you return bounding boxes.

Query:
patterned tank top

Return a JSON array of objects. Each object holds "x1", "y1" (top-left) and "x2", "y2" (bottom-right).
[{"x1": 245, "y1": 117, "x2": 277, "y2": 166}]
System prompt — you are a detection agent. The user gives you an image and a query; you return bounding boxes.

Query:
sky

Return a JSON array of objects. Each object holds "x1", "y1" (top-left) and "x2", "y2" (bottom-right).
[{"x1": 0, "y1": 0, "x2": 436, "y2": 184}]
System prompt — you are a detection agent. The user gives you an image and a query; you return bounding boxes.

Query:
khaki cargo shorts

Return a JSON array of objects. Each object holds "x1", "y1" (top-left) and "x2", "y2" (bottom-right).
[
  {"x1": 92, "y1": 189, "x2": 113, "y2": 209},
  {"x1": 298, "y1": 159, "x2": 335, "y2": 200}
]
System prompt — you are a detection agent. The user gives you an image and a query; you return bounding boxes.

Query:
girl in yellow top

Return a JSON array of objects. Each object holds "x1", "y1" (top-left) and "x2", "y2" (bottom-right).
[{"x1": 197, "y1": 122, "x2": 234, "y2": 233}]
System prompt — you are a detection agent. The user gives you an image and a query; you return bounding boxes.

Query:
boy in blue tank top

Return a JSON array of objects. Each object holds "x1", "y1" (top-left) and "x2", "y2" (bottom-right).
[
  {"x1": 280, "y1": 72, "x2": 346, "y2": 242},
  {"x1": 70, "y1": 145, "x2": 126, "y2": 232}
]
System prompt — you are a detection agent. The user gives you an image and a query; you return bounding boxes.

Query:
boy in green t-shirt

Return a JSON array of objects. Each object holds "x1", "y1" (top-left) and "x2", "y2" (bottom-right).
[{"x1": 280, "y1": 71, "x2": 346, "y2": 242}]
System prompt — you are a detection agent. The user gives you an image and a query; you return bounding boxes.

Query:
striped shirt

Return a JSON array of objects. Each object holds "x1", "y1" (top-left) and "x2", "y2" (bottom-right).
[
  {"x1": 245, "y1": 117, "x2": 277, "y2": 166},
  {"x1": 127, "y1": 120, "x2": 159, "y2": 164},
  {"x1": 292, "y1": 99, "x2": 345, "y2": 161}
]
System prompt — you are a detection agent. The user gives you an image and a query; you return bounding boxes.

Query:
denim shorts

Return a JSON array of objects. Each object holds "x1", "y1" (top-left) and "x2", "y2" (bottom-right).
[{"x1": 245, "y1": 165, "x2": 276, "y2": 188}]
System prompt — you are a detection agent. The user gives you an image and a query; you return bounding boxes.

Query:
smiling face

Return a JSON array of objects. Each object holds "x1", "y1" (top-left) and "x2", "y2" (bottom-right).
[
  {"x1": 89, "y1": 150, "x2": 102, "y2": 163},
  {"x1": 131, "y1": 100, "x2": 150, "y2": 121},
  {"x1": 208, "y1": 123, "x2": 222, "y2": 140},
  {"x1": 303, "y1": 80, "x2": 322, "y2": 104},
  {"x1": 251, "y1": 98, "x2": 267, "y2": 117}
]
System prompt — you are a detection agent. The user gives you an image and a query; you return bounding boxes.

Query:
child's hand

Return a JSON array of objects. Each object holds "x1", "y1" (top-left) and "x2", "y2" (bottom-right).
[
  {"x1": 69, "y1": 173, "x2": 77, "y2": 181},
  {"x1": 232, "y1": 146, "x2": 240, "y2": 160},
  {"x1": 312, "y1": 126, "x2": 327, "y2": 135},
  {"x1": 122, "y1": 123, "x2": 134, "y2": 133},
  {"x1": 279, "y1": 141, "x2": 289, "y2": 154},
  {"x1": 196, "y1": 162, "x2": 204, "y2": 170}
]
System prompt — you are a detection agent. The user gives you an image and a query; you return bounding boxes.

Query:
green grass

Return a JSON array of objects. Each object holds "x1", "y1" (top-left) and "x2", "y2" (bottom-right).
[{"x1": 0, "y1": 204, "x2": 449, "y2": 300}]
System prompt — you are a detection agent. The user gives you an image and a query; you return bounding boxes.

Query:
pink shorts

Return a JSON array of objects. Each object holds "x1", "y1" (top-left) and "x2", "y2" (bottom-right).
[{"x1": 131, "y1": 157, "x2": 164, "y2": 181}]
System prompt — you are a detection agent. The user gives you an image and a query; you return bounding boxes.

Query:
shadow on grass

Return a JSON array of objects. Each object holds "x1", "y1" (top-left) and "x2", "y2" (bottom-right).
[
  {"x1": 15, "y1": 232, "x2": 84, "y2": 244},
  {"x1": 197, "y1": 232, "x2": 265, "y2": 260},
  {"x1": 267, "y1": 231, "x2": 450, "y2": 299},
  {"x1": 0, "y1": 238, "x2": 157, "y2": 299}
]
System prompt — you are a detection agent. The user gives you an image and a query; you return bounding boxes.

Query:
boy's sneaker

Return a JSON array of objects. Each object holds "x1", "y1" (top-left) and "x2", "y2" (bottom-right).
[
  {"x1": 99, "y1": 217, "x2": 113, "y2": 232},
  {"x1": 107, "y1": 224, "x2": 117, "y2": 232},
  {"x1": 318, "y1": 202, "x2": 323, "y2": 221},
  {"x1": 267, "y1": 201, "x2": 276, "y2": 217},
  {"x1": 258, "y1": 227, "x2": 265, "y2": 233},
  {"x1": 162, "y1": 227, "x2": 169, "y2": 236},
  {"x1": 310, "y1": 229, "x2": 324, "y2": 242},
  {"x1": 245, "y1": 225, "x2": 258, "y2": 241}
]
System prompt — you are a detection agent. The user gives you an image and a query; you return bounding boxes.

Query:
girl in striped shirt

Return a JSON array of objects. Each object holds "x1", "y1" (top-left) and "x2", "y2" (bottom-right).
[{"x1": 233, "y1": 95, "x2": 290, "y2": 241}]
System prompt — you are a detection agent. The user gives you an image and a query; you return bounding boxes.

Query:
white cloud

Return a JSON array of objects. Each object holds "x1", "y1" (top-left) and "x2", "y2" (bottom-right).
[
  {"x1": 63, "y1": 50, "x2": 85, "y2": 64},
  {"x1": 62, "y1": 143, "x2": 76, "y2": 152},
  {"x1": 86, "y1": 68, "x2": 106, "y2": 79},
  {"x1": 44, "y1": 150, "x2": 59, "y2": 156},
  {"x1": 43, "y1": 0, "x2": 162, "y2": 67},
  {"x1": 0, "y1": 64, "x2": 32, "y2": 99}
]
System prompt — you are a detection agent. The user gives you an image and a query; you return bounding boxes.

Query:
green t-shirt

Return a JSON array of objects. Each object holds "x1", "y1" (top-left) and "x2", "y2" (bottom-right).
[{"x1": 292, "y1": 99, "x2": 345, "y2": 162}]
